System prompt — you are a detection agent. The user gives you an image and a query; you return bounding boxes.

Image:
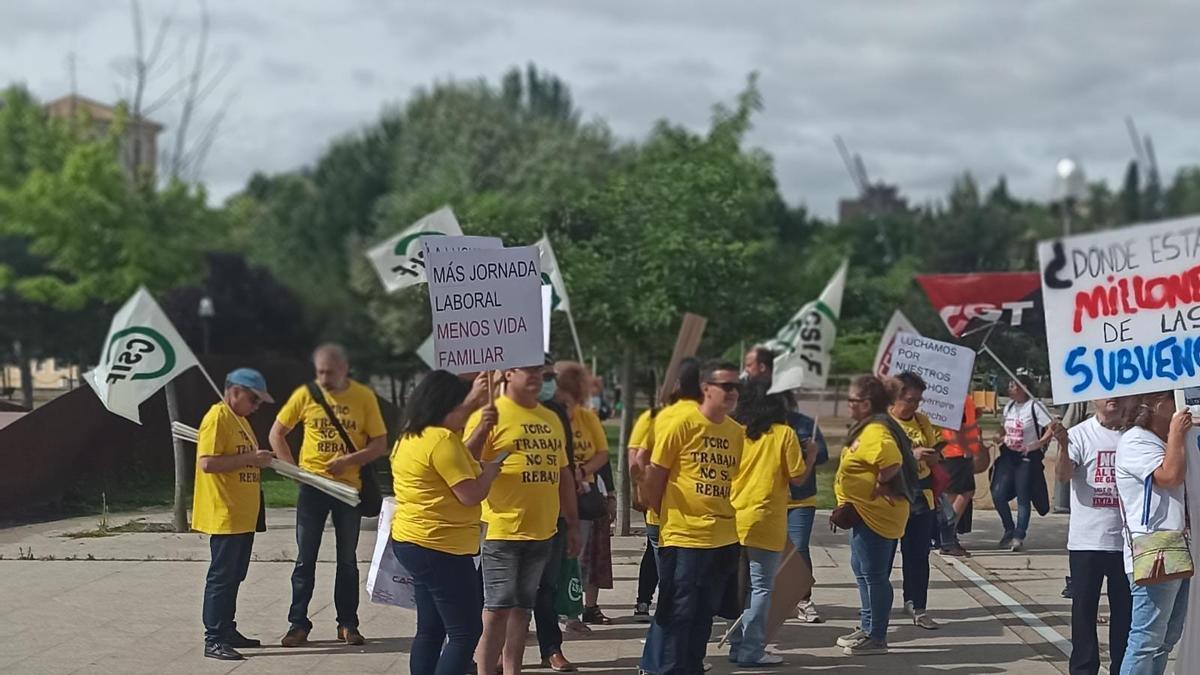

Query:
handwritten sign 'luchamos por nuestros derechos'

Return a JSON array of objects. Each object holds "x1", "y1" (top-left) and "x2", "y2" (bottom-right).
[{"x1": 1038, "y1": 215, "x2": 1200, "y2": 404}]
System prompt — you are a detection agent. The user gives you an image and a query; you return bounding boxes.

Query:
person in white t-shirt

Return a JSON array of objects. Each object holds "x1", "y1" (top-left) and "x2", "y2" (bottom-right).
[
  {"x1": 1052, "y1": 398, "x2": 1130, "y2": 675},
  {"x1": 990, "y1": 376, "x2": 1057, "y2": 551},
  {"x1": 1114, "y1": 392, "x2": 1191, "y2": 675}
]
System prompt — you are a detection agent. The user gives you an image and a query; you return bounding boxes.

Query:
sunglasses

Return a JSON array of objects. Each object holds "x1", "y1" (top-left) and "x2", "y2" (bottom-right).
[{"x1": 706, "y1": 381, "x2": 742, "y2": 393}]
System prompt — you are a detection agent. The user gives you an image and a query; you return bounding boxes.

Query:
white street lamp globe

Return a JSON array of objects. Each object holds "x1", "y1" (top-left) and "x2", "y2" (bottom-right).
[
  {"x1": 198, "y1": 296, "x2": 216, "y2": 318},
  {"x1": 1054, "y1": 157, "x2": 1087, "y2": 201}
]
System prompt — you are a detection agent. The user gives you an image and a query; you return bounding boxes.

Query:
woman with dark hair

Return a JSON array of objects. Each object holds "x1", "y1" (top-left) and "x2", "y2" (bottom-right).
[
  {"x1": 727, "y1": 378, "x2": 807, "y2": 666},
  {"x1": 888, "y1": 372, "x2": 942, "y2": 630},
  {"x1": 834, "y1": 375, "x2": 909, "y2": 656},
  {"x1": 991, "y1": 375, "x2": 1056, "y2": 552},
  {"x1": 1115, "y1": 393, "x2": 1192, "y2": 675},
  {"x1": 390, "y1": 371, "x2": 501, "y2": 675},
  {"x1": 628, "y1": 357, "x2": 703, "y2": 622}
]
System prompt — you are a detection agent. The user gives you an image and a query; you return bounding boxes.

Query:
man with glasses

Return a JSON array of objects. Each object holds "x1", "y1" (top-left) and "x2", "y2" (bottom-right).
[
  {"x1": 639, "y1": 361, "x2": 745, "y2": 675},
  {"x1": 194, "y1": 368, "x2": 275, "y2": 661},
  {"x1": 272, "y1": 344, "x2": 389, "y2": 648}
]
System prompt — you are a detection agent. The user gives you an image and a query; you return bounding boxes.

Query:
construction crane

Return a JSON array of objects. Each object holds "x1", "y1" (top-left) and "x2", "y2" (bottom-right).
[
  {"x1": 1125, "y1": 116, "x2": 1162, "y2": 217},
  {"x1": 834, "y1": 135, "x2": 893, "y2": 261}
]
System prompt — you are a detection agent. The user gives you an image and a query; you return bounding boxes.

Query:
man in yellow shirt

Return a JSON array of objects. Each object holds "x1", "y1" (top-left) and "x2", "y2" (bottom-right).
[
  {"x1": 639, "y1": 360, "x2": 744, "y2": 675},
  {"x1": 193, "y1": 368, "x2": 275, "y2": 661},
  {"x1": 464, "y1": 363, "x2": 580, "y2": 675},
  {"x1": 270, "y1": 344, "x2": 388, "y2": 648}
]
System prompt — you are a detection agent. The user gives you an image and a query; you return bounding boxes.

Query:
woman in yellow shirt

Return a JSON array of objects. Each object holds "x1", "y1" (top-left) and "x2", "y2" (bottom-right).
[
  {"x1": 834, "y1": 375, "x2": 908, "y2": 657},
  {"x1": 728, "y1": 378, "x2": 807, "y2": 667},
  {"x1": 889, "y1": 372, "x2": 943, "y2": 631},
  {"x1": 391, "y1": 370, "x2": 500, "y2": 675},
  {"x1": 553, "y1": 361, "x2": 615, "y2": 626}
]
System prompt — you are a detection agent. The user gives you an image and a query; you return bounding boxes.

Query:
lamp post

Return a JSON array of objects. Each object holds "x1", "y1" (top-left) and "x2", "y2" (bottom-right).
[
  {"x1": 198, "y1": 296, "x2": 215, "y2": 355},
  {"x1": 1054, "y1": 157, "x2": 1087, "y2": 236},
  {"x1": 1052, "y1": 158, "x2": 1086, "y2": 515}
]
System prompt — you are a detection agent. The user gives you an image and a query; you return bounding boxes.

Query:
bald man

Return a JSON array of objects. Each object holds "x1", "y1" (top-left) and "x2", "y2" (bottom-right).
[{"x1": 271, "y1": 344, "x2": 388, "y2": 648}]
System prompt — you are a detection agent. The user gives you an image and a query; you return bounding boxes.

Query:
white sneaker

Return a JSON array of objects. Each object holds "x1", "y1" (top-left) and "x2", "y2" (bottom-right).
[
  {"x1": 797, "y1": 600, "x2": 823, "y2": 623},
  {"x1": 739, "y1": 652, "x2": 784, "y2": 666},
  {"x1": 903, "y1": 600, "x2": 915, "y2": 618},
  {"x1": 843, "y1": 637, "x2": 888, "y2": 656},
  {"x1": 913, "y1": 611, "x2": 940, "y2": 630},
  {"x1": 836, "y1": 628, "x2": 867, "y2": 647},
  {"x1": 1011, "y1": 539, "x2": 1024, "y2": 552}
]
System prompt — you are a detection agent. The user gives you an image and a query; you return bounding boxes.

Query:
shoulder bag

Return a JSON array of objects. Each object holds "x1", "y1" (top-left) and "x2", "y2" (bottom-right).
[
  {"x1": 305, "y1": 382, "x2": 383, "y2": 518},
  {"x1": 1119, "y1": 474, "x2": 1192, "y2": 587}
]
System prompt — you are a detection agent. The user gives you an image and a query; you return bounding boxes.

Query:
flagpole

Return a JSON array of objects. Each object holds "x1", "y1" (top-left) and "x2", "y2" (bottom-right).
[{"x1": 565, "y1": 308, "x2": 585, "y2": 364}]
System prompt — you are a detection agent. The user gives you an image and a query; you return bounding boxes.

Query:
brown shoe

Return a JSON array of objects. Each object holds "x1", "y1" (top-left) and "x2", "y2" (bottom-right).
[
  {"x1": 338, "y1": 626, "x2": 366, "y2": 646},
  {"x1": 280, "y1": 627, "x2": 309, "y2": 648},
  {"x1": 543, "y1": 652, "x2": 577, "y2": 672}
]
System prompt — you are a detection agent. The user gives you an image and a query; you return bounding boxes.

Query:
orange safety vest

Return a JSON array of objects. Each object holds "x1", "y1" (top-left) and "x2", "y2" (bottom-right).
[{"x1": 941, "y1": 395, "x2": 981, "y2": 459}]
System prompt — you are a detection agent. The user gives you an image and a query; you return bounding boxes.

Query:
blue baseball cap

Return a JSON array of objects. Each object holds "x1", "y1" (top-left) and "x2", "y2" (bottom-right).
[{"x1": 225, "y1": 368, "x2": 274, "y2": 403}]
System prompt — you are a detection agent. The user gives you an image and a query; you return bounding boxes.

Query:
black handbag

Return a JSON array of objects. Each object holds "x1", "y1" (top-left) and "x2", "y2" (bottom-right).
[
  {"x1": 577, "y1": 482, "x2": 606, "y2": 520},
  {"x1": 304, "y1": 382, "x2": 383, "y2": 518}
]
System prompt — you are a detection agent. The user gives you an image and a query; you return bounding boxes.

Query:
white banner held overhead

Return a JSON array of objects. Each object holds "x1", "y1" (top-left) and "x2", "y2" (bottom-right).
[
  {"x1": 887, "y1": 331, "x2": 975, "y2": 430},
  {"x1": 874, "y1": 310, "x2": 919, "y2": 377},
  {"x1": 423, "y1": 241, "x2": 545, "y2": 374},
  {"x1": 1037, "y1": 215, "x2": 1200, "y2": 404},
  {"x1": 366, "y1": 207, "x2": 463, "y2": 293},
  {"x1": 84, "y1": 287, "x2": 200, "y2": 424}
]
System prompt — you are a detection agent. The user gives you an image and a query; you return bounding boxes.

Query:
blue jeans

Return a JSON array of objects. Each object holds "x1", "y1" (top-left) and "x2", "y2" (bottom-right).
[
  {"x1": 393, "y1": 541, "x2": 483, "y2": 675},
  {"x1": 534, "y1": 519, "x2": 566, "y2": 659},
  {"x1": 730, "y1": 547, "x2": 783, "y2": 664},
  {"x1": 936, "y1": 492, "x2": 961, "y2": 550},
  {"x1": 850, "y1": 523, "x2": 898, "y2": 642},
  {"x1": 991, "y1": 448, "x2": 1034, "y2": 541},
  {"x1": 641, "y1": 544, "x2": 740, "y2": 675},
  {"x1": 202, "y1": 533, "x2": 254, "y2": 644},
  {"x1": 1121, "y1": 576, "x2": 1189, "y2": 675},
  {"x1": 289, "y1": 484, "x2": 362, "y2": 631},
  {"x1": 787, "y1": 507, "x2": 816, "y2": 602}
]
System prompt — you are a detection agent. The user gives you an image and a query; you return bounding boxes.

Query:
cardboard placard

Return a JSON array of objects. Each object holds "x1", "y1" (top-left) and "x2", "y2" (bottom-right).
[
  {"x1": 424, "y1": 241, "x2": 544, "y2": 374},
  {"x1": 888, "y1": 332, "x2": 975, "y2": 430}
]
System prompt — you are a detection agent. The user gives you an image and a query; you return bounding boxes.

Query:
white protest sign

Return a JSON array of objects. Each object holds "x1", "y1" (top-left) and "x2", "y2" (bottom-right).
[
  {"x1": 424, "y1": 241, "x2": 544, "y2": 374},
  {"x1": 887, "y1": 331, "x2": 975, "y2": 430},
  {"x1": 1037, "y1": 215, "x2": 1200, "y2": 404},
  {"x1": 874, "y1": 310, "x2": 918, "y2": 377},
  {"x1": 365, "y1": 207, "x2": 463, "y2": 293},
  {"x1": 541, "y1": 285, "x2": 552, "y2": 353}
]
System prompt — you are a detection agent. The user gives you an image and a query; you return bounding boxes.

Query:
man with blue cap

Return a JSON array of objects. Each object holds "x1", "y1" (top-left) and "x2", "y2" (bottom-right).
[{"x1": 194, "y1": 367, "x2": 275, "y2": 661}]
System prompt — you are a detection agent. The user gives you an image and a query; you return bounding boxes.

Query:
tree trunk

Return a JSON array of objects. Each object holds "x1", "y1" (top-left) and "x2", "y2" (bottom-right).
[
  {"x1": 166, "y1": 381, "x2": 190, "y2": 532},
  {"x1": 615, "y1": 345, "x2": 635, "y2": 536},
  {"x1": 14, "y1": 341, "x2": 34, "y2": 410}
]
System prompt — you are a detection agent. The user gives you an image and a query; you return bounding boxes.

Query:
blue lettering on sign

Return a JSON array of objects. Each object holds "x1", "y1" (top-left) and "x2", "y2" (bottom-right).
[{"x1": 1067, "y1": 336, "x2": 1200, "y2": 393}]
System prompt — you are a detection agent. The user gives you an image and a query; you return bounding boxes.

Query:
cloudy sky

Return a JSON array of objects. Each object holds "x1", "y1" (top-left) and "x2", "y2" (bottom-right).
[{"x1": 5, "y1": 0, "x2": 1199, "y2": 217}]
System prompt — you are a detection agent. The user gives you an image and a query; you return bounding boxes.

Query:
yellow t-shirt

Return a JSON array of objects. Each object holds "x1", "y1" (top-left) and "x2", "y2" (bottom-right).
[
  {"x1": 570, "y1": 406, "x2": 609, "y2": 482},
  {"x1": 192, "y1": 403, "x2": 261, "y2": 535},
  {"x1": 834, "y1": 422, "x2": 909, "y2": 540},
  {"x1": 629, "y1": 409, "x2": 659, "y2": 526},
  {"x1": 465, "y1": 396, "x2": 567, "y2": 541},
  {"x1": 732, "y1": 423, "x2": 805, "y2": 551},
  {"x1": 276, "y1": 380, "x2": 387, "y2": 490},
  {"x1": 391, "y1": 427, "x2": 483, "y2": 556},
  {"x1": 651, "y1": 406, "x2": 744, "y2": 549},
  {"x1": 894, "y1": 413, "x2": 939, "y2": 509}
]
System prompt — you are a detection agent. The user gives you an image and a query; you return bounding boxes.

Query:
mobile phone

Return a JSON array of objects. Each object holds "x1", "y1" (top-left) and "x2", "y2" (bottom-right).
[{"x1": 490, "y1": 451, "x2": 512, "y2": 466}]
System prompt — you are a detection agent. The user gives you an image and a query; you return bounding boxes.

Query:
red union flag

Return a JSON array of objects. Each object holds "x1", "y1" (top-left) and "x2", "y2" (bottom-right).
[{"x1": 916, "y1": 272, "x2": 1043, "y2": 338}]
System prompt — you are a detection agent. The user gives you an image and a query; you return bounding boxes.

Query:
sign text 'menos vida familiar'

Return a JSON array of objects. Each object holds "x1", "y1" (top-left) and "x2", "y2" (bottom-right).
[
  {"x1": 423, "y1": 240, "x2": 544, "y2": 374},
  {"x1": 1038, "y1": 215, "x2": 1200, "y2": 404}
]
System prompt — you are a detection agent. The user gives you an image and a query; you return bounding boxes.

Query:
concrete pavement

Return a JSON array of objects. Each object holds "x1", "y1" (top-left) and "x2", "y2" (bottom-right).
[{"x1": 0, "y1": 507, "x2": 1122, "y2": 674}]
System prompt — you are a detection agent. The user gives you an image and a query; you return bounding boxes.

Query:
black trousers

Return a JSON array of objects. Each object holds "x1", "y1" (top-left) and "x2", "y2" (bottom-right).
[
  {"x1": 1068, "y1": 550, "x2": 1131, "y2": 675},
  {"x1": 534, "y1": 518, "x2": 567, "y2": 658}
]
